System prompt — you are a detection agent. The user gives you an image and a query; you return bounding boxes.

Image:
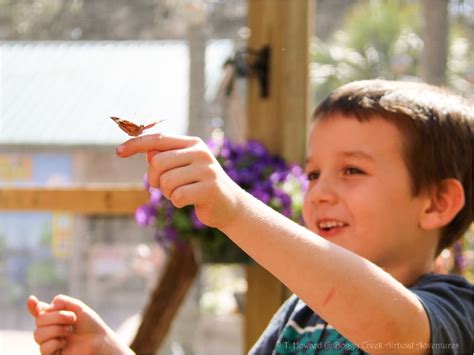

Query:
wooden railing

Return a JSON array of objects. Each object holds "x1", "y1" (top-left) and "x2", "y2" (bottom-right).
[{"x1": 0, "y1": 185, "x2": 148, "y2": 214}]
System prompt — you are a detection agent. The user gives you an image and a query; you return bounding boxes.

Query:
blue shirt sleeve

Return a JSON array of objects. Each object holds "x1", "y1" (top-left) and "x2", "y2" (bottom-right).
[{"x1": 410, "y1": 273, "x2": 473, "y2": 355}]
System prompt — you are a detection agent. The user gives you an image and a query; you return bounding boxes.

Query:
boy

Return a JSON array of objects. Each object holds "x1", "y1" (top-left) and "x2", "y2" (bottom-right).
[{"x1": 28, "y1": 80, "x2": 473, "y2": 354}]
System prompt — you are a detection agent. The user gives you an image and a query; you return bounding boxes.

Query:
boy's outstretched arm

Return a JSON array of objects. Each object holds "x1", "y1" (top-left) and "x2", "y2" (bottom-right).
[
  {"x1": 27, "y1": 295, "x2": 134, "y2": 355},
  {"x1": 117, "y1": 134, "x2": 431, "y2": 354}
]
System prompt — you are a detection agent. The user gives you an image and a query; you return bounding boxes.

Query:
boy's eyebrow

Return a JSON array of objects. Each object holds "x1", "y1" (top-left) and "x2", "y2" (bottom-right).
[
  {"x1": 305, "y1": 150, "x2": 375, "y2": 164},
  {"x1": 338, "y1": 150, "x2": 375, "y2": 161}
]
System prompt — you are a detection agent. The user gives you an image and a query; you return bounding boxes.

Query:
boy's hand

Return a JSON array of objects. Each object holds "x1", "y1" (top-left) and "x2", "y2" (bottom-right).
[
  {"x1": 27, "y1": 295, "x2": 133, "y2": 355},
  {"x1": 116, "y1": 134, "x2": 244, "y2": 230}
]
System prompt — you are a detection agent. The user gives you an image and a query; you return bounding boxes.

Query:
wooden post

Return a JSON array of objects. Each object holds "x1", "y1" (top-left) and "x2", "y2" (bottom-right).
[
  {"x1": 245, "y1": 0, "x2": 312, "y2": 351},
  {"x1": 130, "y1": 244, "x2": 199, "y2": 354},
  {"x1": 247, "y1": 0, "x2": 311, "y2": 162}
]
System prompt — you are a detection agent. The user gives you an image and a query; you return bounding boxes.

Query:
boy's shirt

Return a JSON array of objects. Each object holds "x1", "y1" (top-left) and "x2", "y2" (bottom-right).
[
  {"x1": 250, "y1": 273, "x2": 473, "y2": 355},
  {"x1": 250, "y1": 295, "x2": 366, "y2": 355}
]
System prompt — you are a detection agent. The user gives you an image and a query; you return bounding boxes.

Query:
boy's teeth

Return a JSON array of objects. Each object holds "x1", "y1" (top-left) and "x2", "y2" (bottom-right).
[{"x1": 318, "y1": 220, "x2": 345, "y2": 229}]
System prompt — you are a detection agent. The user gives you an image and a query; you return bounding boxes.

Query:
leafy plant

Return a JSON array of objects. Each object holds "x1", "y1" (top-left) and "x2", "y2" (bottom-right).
[{"x1": 136, "y1": 133, "x2": 307, "y2": 262}]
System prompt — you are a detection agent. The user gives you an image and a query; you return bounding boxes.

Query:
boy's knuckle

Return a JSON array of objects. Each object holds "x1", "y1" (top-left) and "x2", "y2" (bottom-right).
[
  {"x1": 58, "y1": 311, "x2": 71, "y2": 322},
  {"x1": 195, "y1": 149, "x2": 208, "y2": 161},
  {"x1": 150, "y1": 133, "x2": 163, "y2": 141},
  {"x1": 148, "y1": 152, "x2": 160, "y2": 166},
  {"x1": 40, "y1": 344, "x2": 55, "y2": 355},
  {"x1": 160, "y1": 173, "x2": 170, "y2": 188},
  {"x1": 53, "y1": 294, "x2": 66, "y2": 303},
  {"x1": 189, "y1": 136, "x2": 202, "y2": 144},
  {"x1": 171, "y1": 189, "x2": 184, "y2": 207},
  {"x1": 33, "y1": 330, "x2": 41, "y2": 343},
  {"x1": 147, "y1": 172, "x2": 158, "y2": 189},
  {"x1": 40, "y1": 341, "x2": 52, "y2": 354},
  {"x1": 207, "y1": 166, "x2": 219, "y2": 179},
  {"x1": 159, "y1": 177, "x2": 171, "y2": 196}
]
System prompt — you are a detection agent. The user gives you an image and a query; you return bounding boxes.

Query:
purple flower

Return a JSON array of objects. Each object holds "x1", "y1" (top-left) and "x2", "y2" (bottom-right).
[
  {"x1": 290, "y1": 164, "x2": 303, "y2": 175},
  {"x1": 149, "y1": 187, "x2": 163, "y2": 206},
  {"x1": 239, "y1": 169, "x2": 255, "y2": 185},
  {"x1": 270, "y1": 171, "x2": 288, "y2": 183},
  {"x1": 250, "y1": 188, "x2": 271, "y2": 204},
  {"x1": 226, "y1": 168, "x2": 239, "y2": 183},
  {"x1": 165, "y1": 225, "x2": 189, "y2": 251},
  {"x1": 191, "y1": 210, "x2": 206, "y2": 229},
  {"x1": 275, "y1": 189, "x2": 292, "y2": 209},
  {"x1": 281, "y1": 207, "x2": 293, "y2": 218},
  {"x1": 255, "y1": 180, "x2": 273, "y2": 193},
  {"x1": 223, "y1": 159, "x2": 235, "y2": 171},
  {"x1": 164, "y1": 204, "x2": 176, "y2": 222},
  {"x1": 154, "y1": 229, "x2": 173, "y2": 250},
  {"x1": 143, "y1": 173, "x2": 150, "y2": 190},
  {"x1": 247, "y1": 140, "x2": 268, "y2": 158},
  {"x1": 165, "y1": 225, "x2": 178, "y2": 241},
  {"x1": 135, "y1": 204, "x2": 156, "y2": 226},
  {"x1": 137, "y1": 135, "x2": 305, "y2": 253},
  {"x1": 221, "y1": 147, "x2": 231, "y2": 159}
]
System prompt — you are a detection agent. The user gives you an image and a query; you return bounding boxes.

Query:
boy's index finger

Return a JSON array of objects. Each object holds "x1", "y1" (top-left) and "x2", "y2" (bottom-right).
[{"x1": 116, "y1": 133, "x2": 198, "y2": 158}]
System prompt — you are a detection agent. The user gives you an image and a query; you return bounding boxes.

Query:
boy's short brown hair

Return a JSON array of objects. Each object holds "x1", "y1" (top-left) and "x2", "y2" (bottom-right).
[{"x1": 313, "y1": 80, "x2": 473, "y2": 255}]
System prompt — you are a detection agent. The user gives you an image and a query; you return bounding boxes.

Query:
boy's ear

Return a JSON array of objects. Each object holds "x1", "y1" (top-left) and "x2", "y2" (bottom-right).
[{"x1": 419, "y1": 178, "x2": 465, "y2": 231}]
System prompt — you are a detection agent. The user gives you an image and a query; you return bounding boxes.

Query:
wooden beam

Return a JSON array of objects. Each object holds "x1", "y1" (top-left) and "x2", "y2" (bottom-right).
[
  {"x1": 130, "y1": 245, "x2": 199, "y2": 354},
  {"x1": 245, "y1": 0, "x2": 312, "y2": 351},
  {"x1": 0, "y1": 186, "x2": 148, "y2": 214}
]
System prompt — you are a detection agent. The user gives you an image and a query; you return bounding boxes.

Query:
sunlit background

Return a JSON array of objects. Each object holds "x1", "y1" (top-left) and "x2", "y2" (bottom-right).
[{"x1": 0, "y1": 0, "x2": 472, "y2": 354}]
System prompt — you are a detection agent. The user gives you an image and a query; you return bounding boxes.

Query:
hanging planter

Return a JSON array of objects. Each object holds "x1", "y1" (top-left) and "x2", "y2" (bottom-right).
[{"x1": 136, "y1": 131, "x2": 307, "y2": 264}]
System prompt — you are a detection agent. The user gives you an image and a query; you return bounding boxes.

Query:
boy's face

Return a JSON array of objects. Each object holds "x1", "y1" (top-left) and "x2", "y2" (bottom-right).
[{"x1": 303, "y1": 114, "x2": 430, "y2": 269}]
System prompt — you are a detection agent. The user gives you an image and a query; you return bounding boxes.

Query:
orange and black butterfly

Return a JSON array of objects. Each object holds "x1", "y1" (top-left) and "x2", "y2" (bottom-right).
[{"x1": 110, "y1": 116, "x2": 164, "y2": 136}]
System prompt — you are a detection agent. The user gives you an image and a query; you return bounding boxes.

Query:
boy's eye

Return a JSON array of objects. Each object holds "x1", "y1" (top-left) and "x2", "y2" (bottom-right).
[
  {"x1": 344, "y1": 167, "x2": 364, "y2": 175},
  {"x1": 306, "y1": 171, "x2": 320, "y2": 181}
]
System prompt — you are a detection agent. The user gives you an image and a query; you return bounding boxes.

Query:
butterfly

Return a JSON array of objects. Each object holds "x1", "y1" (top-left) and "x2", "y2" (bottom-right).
[{"x1": 110, "y1": 116, "x2": 164, "y2": 136}]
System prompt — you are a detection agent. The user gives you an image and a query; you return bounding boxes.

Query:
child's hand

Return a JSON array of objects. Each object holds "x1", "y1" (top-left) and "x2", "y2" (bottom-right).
[
  {"x1": 116, "y1": 134, "x2": 244, "y2": 230},
  {"x1": 27, "y1": 294, "x2": 133, "y2": 355}
]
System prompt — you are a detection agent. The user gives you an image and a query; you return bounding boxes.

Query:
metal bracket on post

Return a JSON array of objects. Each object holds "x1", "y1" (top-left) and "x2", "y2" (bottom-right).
[{"x1": 230, "y1": 45, "x2": 271, "y2": 98}]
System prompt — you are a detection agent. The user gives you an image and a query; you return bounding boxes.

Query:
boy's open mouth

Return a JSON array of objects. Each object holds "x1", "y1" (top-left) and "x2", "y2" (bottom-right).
[{"x1": 317, "y1": 219, "x2": 349, "y2": 234}]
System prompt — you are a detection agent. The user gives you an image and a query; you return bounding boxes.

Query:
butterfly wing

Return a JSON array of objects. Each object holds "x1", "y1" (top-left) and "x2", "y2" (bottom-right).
[
  {"x1": 110, "y1": 117, "x2": 164, "y2": 136},
  {"x1": 110, "y1": 116, "x2": 141, "y2": 136},
  {"x1": 143, "y1": 120, "x2": 165, "y2": 131}
]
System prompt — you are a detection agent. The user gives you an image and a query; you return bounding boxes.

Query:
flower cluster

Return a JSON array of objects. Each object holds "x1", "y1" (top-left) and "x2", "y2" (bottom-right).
[{"x1": 136, "y1": 133, "x2": 307, "y2": 262}]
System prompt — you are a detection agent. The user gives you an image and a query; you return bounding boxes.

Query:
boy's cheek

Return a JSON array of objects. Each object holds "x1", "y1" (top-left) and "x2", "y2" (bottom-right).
[
  {"x1": 301, "y1": 206, "x2": 314, "y2": 231},
  {"x1": 301, "y1": 196, "x2": 312, "y2": 221}
]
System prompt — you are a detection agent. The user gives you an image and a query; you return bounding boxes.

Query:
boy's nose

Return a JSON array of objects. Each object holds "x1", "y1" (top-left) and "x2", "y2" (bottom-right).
[{"x1": 306, "y1": 176, "x2": 338, "y2": 205}]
